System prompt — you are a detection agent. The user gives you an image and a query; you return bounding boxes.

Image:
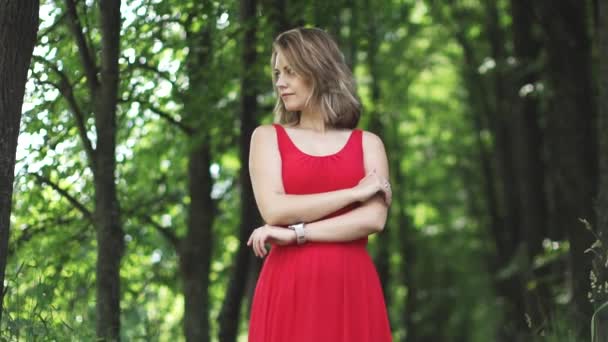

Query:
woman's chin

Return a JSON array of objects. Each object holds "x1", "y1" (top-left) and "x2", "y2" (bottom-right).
[{"x1": 285, "y1": 105, "x2": 301, "y2": 112}]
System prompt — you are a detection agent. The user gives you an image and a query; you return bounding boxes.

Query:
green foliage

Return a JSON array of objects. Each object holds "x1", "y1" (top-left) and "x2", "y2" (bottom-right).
[{"x1": 5, "y1": 0, "x2": 600, "y2": 341}]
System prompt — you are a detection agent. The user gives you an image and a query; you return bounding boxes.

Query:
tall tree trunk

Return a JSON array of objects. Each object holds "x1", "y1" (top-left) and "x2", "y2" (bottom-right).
[
  {"x1": 593, "y1": 0, "x2": 608, "y2": 338},
  {"x1": 218, "y1": 0, "x2": 259, "y2": 340},
  {"x1": 483, "y1": 1, "x2": 523, "y2": 270},
  {"x1": 66, "y1": 0, "x2": 125, "y2": 338},
  {"x1": 180, "y1": 143, "x2": 214, "y2": 342},
  {"x1": 510, "y1": 0, "x2": 552, "y2": 329},
  {"x1": 178, "y1": 8, "x2": 216, "y2": 341},
  {"x1": 534, "y1": 1, "x2": 597, "y2": 338},
  {"x1": 93, "y1": 1, "x2": 124, "y2": 339},
  {"x1": 0, "y1": 0, "x2": 39, "y2": 325}
]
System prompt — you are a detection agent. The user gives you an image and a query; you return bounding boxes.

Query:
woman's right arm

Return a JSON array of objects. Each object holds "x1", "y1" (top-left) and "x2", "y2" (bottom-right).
[{"x1": 249, "y1": 125, "x2": 380, "y2": 226}]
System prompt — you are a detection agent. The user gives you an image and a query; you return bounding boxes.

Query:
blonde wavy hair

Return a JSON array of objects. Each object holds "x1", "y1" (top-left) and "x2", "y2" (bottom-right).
[{"x1": 271, "y1": 27, "x2": 361, "y2": 129}]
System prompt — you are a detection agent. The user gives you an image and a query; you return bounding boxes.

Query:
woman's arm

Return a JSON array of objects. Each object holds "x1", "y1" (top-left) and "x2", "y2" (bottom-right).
[
  {"x1": 249, "y1": 125, "x2": 388, "y2": 226},
  {"x1": 249, "y1": 193, "x2": 387, "y2": 257},
  {"x1": 248, "y1": 131, "x2": 391, "y2": 257},
  {"x1": 304, "y1": 131, "x2": 390, "y2": 241}
]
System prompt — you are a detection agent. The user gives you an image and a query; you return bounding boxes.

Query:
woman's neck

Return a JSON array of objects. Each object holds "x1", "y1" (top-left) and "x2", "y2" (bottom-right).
[{"x1": 298, "y1": 108, "x2": 327, "y2": 133}]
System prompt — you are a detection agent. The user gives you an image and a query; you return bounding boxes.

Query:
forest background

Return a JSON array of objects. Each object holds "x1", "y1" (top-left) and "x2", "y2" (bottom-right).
[{"x1": 1, "y1": 0, "x2": 608, "y2": 341}]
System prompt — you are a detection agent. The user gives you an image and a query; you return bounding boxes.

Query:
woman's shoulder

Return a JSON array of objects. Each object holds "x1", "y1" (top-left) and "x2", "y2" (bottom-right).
[
  {"x1": 360, "y1": 129, "x2": 384, "y2": 143},
  {"x1": 360, "y1": 130, "x2": 386, "y2": 152},
  {"x1": 251, "y1": 124, "x2": 282, "y2": 147},
  {"x1": 252, "y1": 124, "x2": 279, "y2": 138}
]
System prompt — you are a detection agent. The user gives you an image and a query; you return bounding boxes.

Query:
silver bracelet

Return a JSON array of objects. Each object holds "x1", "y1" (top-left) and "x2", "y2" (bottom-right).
[{"x1": 288, "y1": 222, "x2": 306, "y2": 245}]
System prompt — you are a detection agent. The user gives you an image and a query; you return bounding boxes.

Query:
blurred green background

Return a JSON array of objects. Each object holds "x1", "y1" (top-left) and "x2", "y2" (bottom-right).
[{"x1": 2, "y1": 0, "x2": 607, "y2": 341}]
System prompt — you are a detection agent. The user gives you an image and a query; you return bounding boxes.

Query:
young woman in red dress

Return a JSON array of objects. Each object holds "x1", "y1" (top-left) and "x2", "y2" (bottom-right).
[{"x1": 246, "y1": 27, "x2": 393, "y2": 341}]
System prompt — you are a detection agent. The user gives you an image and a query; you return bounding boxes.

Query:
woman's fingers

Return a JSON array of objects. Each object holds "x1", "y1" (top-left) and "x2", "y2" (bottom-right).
[
  {"x1": 380, "y1": 178, "x2": 392, "y2": 206},
  {"x1": 257, "y1": 231, "x2": 266, "y2": 257},
  {"x1": 252, "y1": 234, "x2": 258, "y2": 256},
  {"x1": 260, "y1": 232, "x2": 267, "y2": 255},
  {"x1": 249, "y1": 229, "x2": 259, "y2": 256},
  {"x1": 247, "y1": 232, "x2": 253, "y2": 246},
  {"x1": 247, "y1": 226, "x2": 270, "y2": 258}
]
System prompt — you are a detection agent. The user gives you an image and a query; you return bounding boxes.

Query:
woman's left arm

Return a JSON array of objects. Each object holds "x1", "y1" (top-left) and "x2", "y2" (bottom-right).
[
  {"x1": 305, "y1": 130, "x2": 391, "y2": 241},
  {"x1": 248, "y1": 131, "x2": 391, "y2": 257}
]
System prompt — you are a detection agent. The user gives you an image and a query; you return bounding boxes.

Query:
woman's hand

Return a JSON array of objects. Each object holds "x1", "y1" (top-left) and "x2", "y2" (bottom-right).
[
  {"x1": 247, "y1": 224, "x2": 296, "y2": 258},
  {"x1": 352, "y1": 168, "x2": 392, "y2": 206}
]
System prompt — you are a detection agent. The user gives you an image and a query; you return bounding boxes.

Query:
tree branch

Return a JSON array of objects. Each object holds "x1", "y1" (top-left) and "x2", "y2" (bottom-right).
[
  {"x1": 133, "y1": 98, "x2": 195, "y2": 135},
  {"x1": 38, "y1": 12, "x2": 67, "y2": 40},
  {"x1": 32, "y1": 56, "x2": 97, "y2": 163},
  {"x1": 141, "y1": 215, "x2": 179, "y2": 248},
  {"x1": 124, "y1": 60, "x2": 177, "y2": 88},
  {"x1": 64, "y1": 0, "x2": 99, "y2": 91},
  {"x1": 30, "y1": 173, "x2": 93, "y2": 221},
  {"x1": 8, "y1": 216, "x2": 76, "y2": 257}
]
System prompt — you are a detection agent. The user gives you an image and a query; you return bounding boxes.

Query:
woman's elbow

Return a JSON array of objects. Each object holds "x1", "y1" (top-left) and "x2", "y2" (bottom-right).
[
  {"x1": 371, "y1": 209, "x2": 388, "y2": 232},
  {"x1": 260, "y1": 210, "x2": 280, "y2": 226},
  {"x1": 260, "y1": 207, "x2": 288, "y2": 226}
]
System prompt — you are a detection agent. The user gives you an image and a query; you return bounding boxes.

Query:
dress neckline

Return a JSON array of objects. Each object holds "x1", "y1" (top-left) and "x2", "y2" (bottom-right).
[{"x1": 275, "y1": 124, "x2": 357, "y2": 158}]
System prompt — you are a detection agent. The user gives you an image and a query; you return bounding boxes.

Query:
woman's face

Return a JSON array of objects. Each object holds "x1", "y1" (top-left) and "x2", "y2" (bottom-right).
[{"x1": 274, "y1": 51, "x2": 313, "y2": 112}]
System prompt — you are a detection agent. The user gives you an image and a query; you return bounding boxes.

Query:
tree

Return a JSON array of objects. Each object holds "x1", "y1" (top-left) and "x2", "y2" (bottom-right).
[
  {"x1": 63, "y1": 0, "x2": 125, "y2": 338},
  {"x1": 592, "y1": 0, "x2": 608, "y2": 339},
  {"x1": 218, "y1": 0, "x2": 260, "y2": 340},
  {"x1": 510, "y1": 0, "x2": 551, "y2": 329},
  {"x1": 534, "y1": 2, "x2": 597, "y2": 337},
  {"x1": 0, "y1": 0, "x2": 39, "y2": 325}
]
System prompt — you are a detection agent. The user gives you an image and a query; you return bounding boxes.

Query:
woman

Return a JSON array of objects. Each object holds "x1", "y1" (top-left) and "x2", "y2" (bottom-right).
[{"x1": 247, "y1": 27, "x2": 393, "y2": 341}]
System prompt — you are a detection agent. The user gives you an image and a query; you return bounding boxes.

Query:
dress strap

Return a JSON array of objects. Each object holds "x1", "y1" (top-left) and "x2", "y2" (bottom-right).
[
  {"x1": 272, "y1": 123, "x2": 290, "y2": 156},
  {"x1": 352, "y1": 128, "x2": 363, "y2": 158}
]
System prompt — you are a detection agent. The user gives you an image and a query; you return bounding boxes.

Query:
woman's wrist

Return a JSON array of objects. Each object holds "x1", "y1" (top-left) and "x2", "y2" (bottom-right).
[
  {"x1": 349, "y1": 187, "x2": 362, "y2": 203},
  {"x1": 288, "y1": 222, "x2": 307, "y2": 245}
]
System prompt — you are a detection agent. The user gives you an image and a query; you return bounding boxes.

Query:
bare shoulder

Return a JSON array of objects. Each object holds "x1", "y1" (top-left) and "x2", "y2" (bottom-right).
[
  {"x1": 250, "y1": 124, "x2": 279, "y2": 147},
  {"x1": 361, "y1": 130, "x2": 386, "y2": 152},
  {"x1": 361, "y1": 130, "x2": 389, "y2": 175}
]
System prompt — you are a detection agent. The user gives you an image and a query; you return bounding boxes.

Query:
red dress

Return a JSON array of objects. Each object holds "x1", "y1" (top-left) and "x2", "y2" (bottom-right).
[{"x1": 247, "y1": 123, "x2": 393, "y2": 342}]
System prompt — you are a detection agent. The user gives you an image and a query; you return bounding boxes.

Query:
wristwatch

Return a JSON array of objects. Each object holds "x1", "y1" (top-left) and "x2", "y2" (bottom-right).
[{"x1": 288, "y1": 222, "x2": 307, "y2": 245}]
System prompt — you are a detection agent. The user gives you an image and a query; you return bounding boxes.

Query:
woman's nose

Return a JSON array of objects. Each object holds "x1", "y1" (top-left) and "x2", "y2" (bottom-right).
[{"x1": 276, "y1": 75, "x2": 286, "y2": 88}]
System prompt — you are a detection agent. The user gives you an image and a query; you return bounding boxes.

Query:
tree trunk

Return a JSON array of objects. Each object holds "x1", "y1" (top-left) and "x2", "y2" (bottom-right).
[
  {"x1": 177, "y1": 6, "x2": 216, "y2": 341},
  {"x1": 535, "y1": 1, "x2": 597, "y2": 338},
  {"x1": 218, "y1": 0, "x2": 259, "y2": 340},
  {"x1": 180, "y1": 144, "x2": 214, "y2": 342},
  {"x1": 510, "y1": 0, "x2": 552, "y2": 328},
  {"x1": 593, "y1": 0, "x2": 608, "y2": 339},
  {"x1": 0, "y1": 0, "x2": 39, "y2": 325},
  {"x1": 94, "y1": 1, "x2": 124, "y2": 339}
]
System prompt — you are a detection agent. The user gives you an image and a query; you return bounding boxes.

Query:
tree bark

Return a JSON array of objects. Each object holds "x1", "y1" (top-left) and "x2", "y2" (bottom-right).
[
  {"x1": 173, "y1": 6, "x2": 217, "y2": 341},
  {"x1": 93, "y1": 0, "x2": 124, "y2": 340},
  {"x1": 180, "y1": 143, "x2": 214, "y2": 342},
  {"x1": 534, "y1": 1, "x2": 597, "y2": 338},
  {"x1": 218, "y1": 0, "x2": 259, "y2": 340},
  {"x1": 0, "y1": 0, "x2": 39, "y2": 325},
  {"x1": 593, "y1": 0, "x2": 608, "y2": 339},
  {"x1": 510, "y1": 0, "x2": 552, "y2": 328}
]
